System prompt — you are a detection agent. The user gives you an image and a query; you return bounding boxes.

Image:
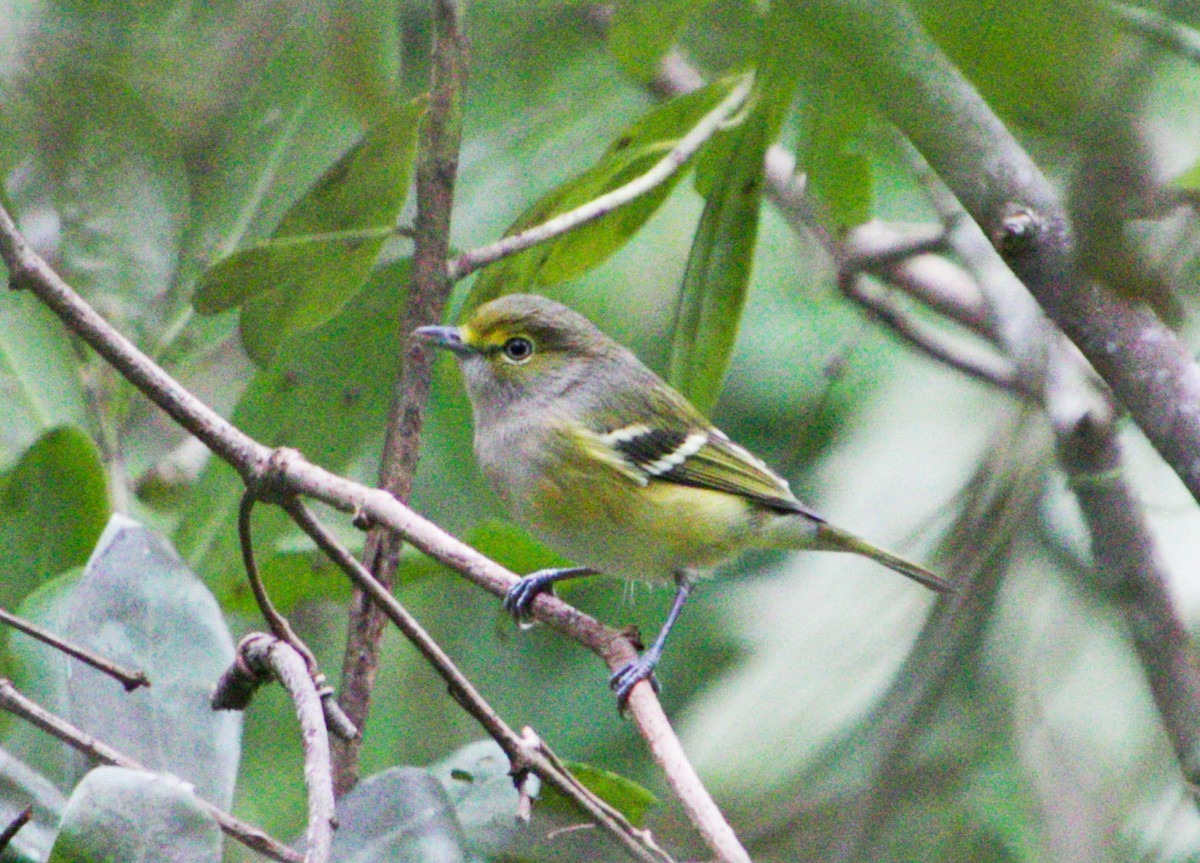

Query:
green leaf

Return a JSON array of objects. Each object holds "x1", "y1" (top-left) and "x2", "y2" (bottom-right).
[
  {"x1": 430, "y1": 740, "x2": 632, "y2": 862},
  {"x1": 798, "y1": 63, "x2": 874, "y2": 229},
  {"x1": 175, "y1": 261, "x2": 407, "y2": 604},
  {"x1": 0, "y1": 290, "x2": 89, "y2": 470},
  {"x1": 667, "y1": 109, "x2": 769, "y2": 414},
  {"x1": 0, "y1": 427, "x2": 108, "y2": 610},
  {"x1": 467, "y1": 77, "x2": 742, "y2": 309},
  {"x1": 326, "y1": 0, "x2": 402, "y2": 122},
  {"x1": 331, "y1": 767, "x2": 466, "y2": 863},
  {"x1": 195, "y1": 99, "x2": 421, "y2": 363},
  {"x1": 33, "y1": 71, "x2": 190, "y2": 347},
  {"x1": 184, "y1": 20, "x2": 360, "y2": 272},
  {"x1": 47, "y1": 766, "x2": 220, "y2": 863},
  {"x1": 191, "y1": 227, "x2": 396, "y2": 315},
  {"x1": 1172, "y1": 158, "x2": 1200, "y2": 192},
  {"x1": 6, "y1": 516, "x2": 240, "y2": 809},
  {"x1": 542, "y1": 761, "x2": 658, "y2": 829},
  {"x1": 911, "y1": 0, "x2": 1119, "y2": 134},
  {"x1": 608, "y1": 0, "x2": 712, "y2": 82}
]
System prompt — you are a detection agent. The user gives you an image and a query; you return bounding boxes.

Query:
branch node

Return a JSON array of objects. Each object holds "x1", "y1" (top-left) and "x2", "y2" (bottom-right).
[
  {"x1": 211, "y1": 633, "x2": 276, "y2": 711},
  {"x1": 245, "y1": 447, "x2": 304, "y2": 506},
  {"x1": 994, "y1": 204, "x2": 1045, "y2": 258},
  {"x1": 314, "y1": 674, "x2": 360, "y2": 741}
]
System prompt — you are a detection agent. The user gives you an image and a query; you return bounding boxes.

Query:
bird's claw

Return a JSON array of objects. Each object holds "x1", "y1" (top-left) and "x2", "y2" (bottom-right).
[
  {"x1": 609, "y1": 657, "x2": 661, "y2": 710},
  {"x1": 502, "y1": 571, "x2": 555, "y2": 622}
]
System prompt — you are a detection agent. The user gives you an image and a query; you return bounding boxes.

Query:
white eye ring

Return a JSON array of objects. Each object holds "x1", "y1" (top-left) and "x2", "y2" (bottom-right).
[{"x1": 501, "y1": 336, "x2": 534, "y2": 364}]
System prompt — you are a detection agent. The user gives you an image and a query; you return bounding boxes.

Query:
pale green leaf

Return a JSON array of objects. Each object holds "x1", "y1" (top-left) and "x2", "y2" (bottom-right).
[
  {"x1": 47, "y1": 767, "x2": 220, "y2": 863},
  {"x1": 7, "y1": 516, "x2": 240, "y2": 808}
]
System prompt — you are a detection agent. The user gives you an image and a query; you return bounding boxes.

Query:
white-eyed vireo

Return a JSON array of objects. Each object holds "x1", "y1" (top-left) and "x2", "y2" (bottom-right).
[{"x1": 416, "y1": 294, "x2": 950, "y2": 705}]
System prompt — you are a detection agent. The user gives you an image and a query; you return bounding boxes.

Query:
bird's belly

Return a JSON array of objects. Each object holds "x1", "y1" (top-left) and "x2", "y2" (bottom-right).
[{"x1": 522, "y1": 471, "x2": 756, "y2": 583}]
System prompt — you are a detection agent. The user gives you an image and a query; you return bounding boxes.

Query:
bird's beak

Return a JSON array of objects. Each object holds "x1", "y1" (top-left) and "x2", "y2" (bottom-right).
[{"x1": 413, "y1": 325, "x2": 471, "y2": 355}]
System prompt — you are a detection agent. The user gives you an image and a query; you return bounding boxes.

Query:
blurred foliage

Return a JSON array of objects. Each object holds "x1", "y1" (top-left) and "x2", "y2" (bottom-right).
[{"x1": 0, "y1": 1, "x2": 1198, "y2": 862}]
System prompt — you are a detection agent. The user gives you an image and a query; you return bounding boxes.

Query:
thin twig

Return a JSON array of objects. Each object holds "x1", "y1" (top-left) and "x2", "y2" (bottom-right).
[
  {"x1": 840, "y1": 274, "x2": 1020, "y2": 391},
  {"x1": 0, "y1": 678, "x2": 300, "y2": 863},
  {"x1": 238, "y1": 492, "x2": 314, "y2": 666},
  {"x1": 0, "y1": 607, "x2": 149, "y2": 692},
  {"x1": 335, "y1": 0, "x2": 467, "y2": 795},
  {"x1": 445, "y1": 75, "x2": 753, "y2": 282},
  {"x1": 0, "y1": 805, "x2": 32, "y2": 854},
  {"x1": 283, "y1": 499, "x2": 670, "y2": 863},
  {"x1": 238, "y1": 491, "x2": 357, "y2": 741},
  {"x1": 1113, "y1": 2, "x2": 1200, "y2": 65},
  {"x1": 1051, "y1": 397, "x2": 1200, "y2": 784},
  {"x1": 220, "y1": 635, "x2": 336, "y2": 863}
]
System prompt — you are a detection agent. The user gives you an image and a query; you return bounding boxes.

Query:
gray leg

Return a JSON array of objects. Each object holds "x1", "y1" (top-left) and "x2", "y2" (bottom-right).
[
  {"x1": 609, "y1": 572, "x2": 694, "y2": 708},
  {"x1": 503, "y1": 566, "x2": 597, "y2": 622}
]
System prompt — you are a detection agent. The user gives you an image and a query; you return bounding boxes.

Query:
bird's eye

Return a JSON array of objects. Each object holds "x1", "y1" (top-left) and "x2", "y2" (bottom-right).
[{"x1": 501, "y1": 336, "x2": 534, "y2": 363}]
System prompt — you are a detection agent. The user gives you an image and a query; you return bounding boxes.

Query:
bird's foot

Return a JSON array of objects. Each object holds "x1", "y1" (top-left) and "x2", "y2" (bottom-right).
[
  {"x1": 609, "y1": 656, "x2": 661, "y2": 710},
  {"x1": 503, "y1": 567, "x2": 591, "y2": 624}
]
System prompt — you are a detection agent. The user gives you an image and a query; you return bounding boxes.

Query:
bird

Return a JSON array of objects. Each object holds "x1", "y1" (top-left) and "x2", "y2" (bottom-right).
[{"x1": 415, "y1": 293, "x2": 950, "y2": 706}]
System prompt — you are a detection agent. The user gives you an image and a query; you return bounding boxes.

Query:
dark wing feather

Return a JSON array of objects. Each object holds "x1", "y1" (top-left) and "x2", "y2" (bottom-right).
[{"x1": 658, "y1": 430, "x2": 822, "y2": 518}]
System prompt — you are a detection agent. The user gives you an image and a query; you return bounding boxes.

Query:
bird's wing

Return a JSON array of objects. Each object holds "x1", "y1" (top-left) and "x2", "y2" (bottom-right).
[{"x1": 588, "y1": 421, "x2": 820, "y2": 519}]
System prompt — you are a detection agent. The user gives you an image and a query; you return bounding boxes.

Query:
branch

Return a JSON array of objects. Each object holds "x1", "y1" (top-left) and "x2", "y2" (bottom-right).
[
  {"x1": 1051, "y1": 400, "x2": 1200, "y2": 785},
  {"x1": 1114, "y1": 2, "x2": 1200, "y2": 65},
  {"x1": 214, "y1": 635, "x2": 336, "y2": 863},
  {"x1": 284, "y1": 500, "x2": 670, "y2": 863},
  {"x1": 335, "y1": 0, "x2": 468, "y2": 795},
  {"x1": 0, "y1": 678, "x2": 300, "y2": 863},
  {"x1": 0, "y1": 607, "x2": 149, "y2": 692},
  {"x1": 797, "y1": 0, "x2": 1200, "y2": 509},
  {"x1": 0, "y1": 206, "x2": 747, "y2": 863},
  {"x1": 445, "y1": 75, "x2": 753, "y2": 281},
  {"x1": 0, "y1": 805, "x2": 32, "y2": 855},
  {"x1": 237, "y1": 491, "x2": 357, "y2": 741}
]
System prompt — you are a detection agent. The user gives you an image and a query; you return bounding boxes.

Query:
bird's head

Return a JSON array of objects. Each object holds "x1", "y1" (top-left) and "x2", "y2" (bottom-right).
[{"x1": 415, "y1": 294, "x2": 617, "y2": 421}]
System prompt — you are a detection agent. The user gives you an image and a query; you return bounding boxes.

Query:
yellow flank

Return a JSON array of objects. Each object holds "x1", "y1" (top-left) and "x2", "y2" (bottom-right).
[{"x1": 519, "y1": 423, "x2": 757, "y2": 583}]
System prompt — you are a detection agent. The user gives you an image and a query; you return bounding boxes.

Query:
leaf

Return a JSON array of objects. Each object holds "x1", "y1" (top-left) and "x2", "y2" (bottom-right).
[
  {"x1": 0, "y1": 427, "x2": 109, "y2": 610},
  {"x1": 330, "y1": 767, "x2": 466, "y2": 863},
  {"x1": 910, "y1": 0, "x2": 1119, "y2": 134},
  {"x1": 0, "y1": 271, "x2": 89, "y2": 474},
  {"x1": 47, "y1": 767, "x2": 220, "y2": 863},
  {"x1": 800, "y1": 72, "x2": 874, "y2": 229},
  {"x1": 540, "y1": 761, "x2": 658, "y2": 829},
  {"x1": 32, "y1": 71, "x2": 190, "y2": 347},
  {"x1": 0, "y1": 749, "x2": 67, "y2": 863},
  {"x1": 608, "y1": 0, "x2": 712, "y2": 82},
  {"x1": 175, "y1": 261, "x2": 407, "y2": 604},
  {"x1": 191, "y1": 227, "x2": 395, "y2": 315},
  {"x1": 6, "y1": 516, "x2": 240, "y2": 809},
  {"x1": 667, "y1": 109, "x2": 770, "y2": 414},
  {"x1": 430, "y1": 740, "x2": 632, "y2": 862},
  {"x1": 183, "y1": 20, "x2": 360, "y2": 273},
  {"x1": 195, "y1": 99, "x2": 422, "y2": 363},
  {"x1": 326, "y1": 0, "x2": 402, "y2": 122},
  {"x1": 467, "y1": 77, "x2": 742, "y2": 309}
]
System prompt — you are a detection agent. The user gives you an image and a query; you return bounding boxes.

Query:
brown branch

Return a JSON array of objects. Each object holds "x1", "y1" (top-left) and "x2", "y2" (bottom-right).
[
  {"x1": 0, "y1": 678, "x2": 300, "y2": 863},
  {"x1": 237, "y1": 489, "x2": 357, "y2": 741},
  {"x1": 0, "y1": 607, "x2": 149, "y2": 693},
  {"x1": 796, "y1": 0, "x2": 1200, "y2": 508},
  {"x1": 285, "y1": 499, "x2": 670, "y2": 863},
  {"x1": 0, "y1": 805, "x2": 32, "y2": 855},
  {"x1": 334, "y1": 0, "x2": 467, "y2": 795},
  {"x1": 214, "y1": 635, "x2": 336, "y2": 863},
  {"x1": 1052, "y1": 402, "x2": 1200, "y2": 785}
]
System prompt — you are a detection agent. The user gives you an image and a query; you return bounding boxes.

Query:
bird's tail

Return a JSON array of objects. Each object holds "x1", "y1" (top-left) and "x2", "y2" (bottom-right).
[{"x1": 812, "y1": 523, "x2": 952, "y2": 593}]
